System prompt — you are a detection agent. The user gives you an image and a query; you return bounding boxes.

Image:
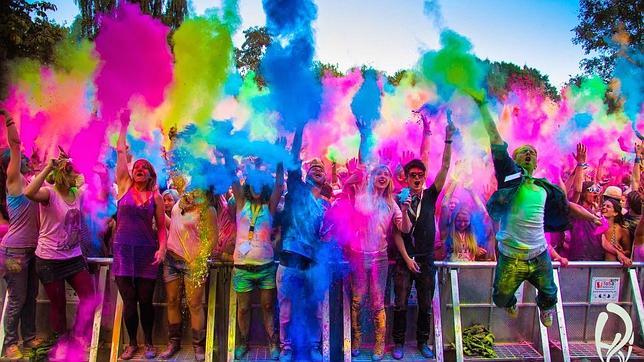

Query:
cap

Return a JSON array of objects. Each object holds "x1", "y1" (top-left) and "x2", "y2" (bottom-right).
[{"x1": 603, "y1": 186, "x2": 623, "y2": 201}]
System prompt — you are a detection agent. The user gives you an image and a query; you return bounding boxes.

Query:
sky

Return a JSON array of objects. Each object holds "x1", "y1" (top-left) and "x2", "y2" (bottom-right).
[{"x1": 45, "y1": 0, "x2": 586, "y2": 88}]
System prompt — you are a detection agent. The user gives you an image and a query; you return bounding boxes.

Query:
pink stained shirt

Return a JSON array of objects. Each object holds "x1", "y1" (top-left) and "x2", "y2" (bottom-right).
[
  {"x1": 36, "y1": 187, "x2": 84, "y2": 260},
  {"x1": 353, "y1": 193, "x2": 403, "y2": 254}
]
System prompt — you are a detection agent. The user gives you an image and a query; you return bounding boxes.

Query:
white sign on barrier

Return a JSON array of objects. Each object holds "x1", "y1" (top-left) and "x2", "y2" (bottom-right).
[{"x1": 590, "y1": 277, "x2": 620, "y2": 303}]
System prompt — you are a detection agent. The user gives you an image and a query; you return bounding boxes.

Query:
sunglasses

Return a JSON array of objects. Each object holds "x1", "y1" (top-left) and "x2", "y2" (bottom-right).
[
  {"x1": 408, "y1": 172, "x2": 425, "y2": 179},
  {"x1": 586, "y1": 184, "x2": 601, "y2": 193}
]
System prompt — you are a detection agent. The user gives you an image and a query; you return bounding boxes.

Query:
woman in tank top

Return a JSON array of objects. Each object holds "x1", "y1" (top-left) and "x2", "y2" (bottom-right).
[
  {"x1": 113, "y1": 110, "x2": 167, "y2": 360},
  {"x1": 25, "y1": 149, "x2": 97, "y2": 353},
  {"x1": 0, "y1": 110, "x2": 44, "y2": 359},
  {"x1": 230, "y1": 158, "x2": 284, "y2": 361}
]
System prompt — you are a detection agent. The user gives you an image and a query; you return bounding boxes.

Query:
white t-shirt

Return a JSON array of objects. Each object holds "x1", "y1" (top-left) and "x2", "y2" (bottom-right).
[{"x1": 497, "y1": 179, "x2": 548, "y2": 260}]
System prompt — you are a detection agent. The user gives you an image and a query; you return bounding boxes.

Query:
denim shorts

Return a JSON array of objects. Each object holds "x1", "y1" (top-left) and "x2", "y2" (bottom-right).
[
  {"x1": 164, "y1": 252, "x2": 190, "y2": 283},
  {"x1": 232, "y1": 263, "x2": 277, "y2": 293}
]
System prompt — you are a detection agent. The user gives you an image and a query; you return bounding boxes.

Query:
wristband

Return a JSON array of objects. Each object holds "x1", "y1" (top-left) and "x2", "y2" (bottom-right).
[
  {"x1": 576, "y1": 162, "x2": 588, "y2": 168},
  {"x1": 444, "y1": 140, "x2": 453, "y2": 144}
]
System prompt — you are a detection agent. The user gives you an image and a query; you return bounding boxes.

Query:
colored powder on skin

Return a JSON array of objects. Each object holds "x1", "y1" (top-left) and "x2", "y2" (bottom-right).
[
  {"x1": 419, "y1": 29, "x2": 487, "y2": 101},
  {"x1": 94, "y1": 2, "x2": 173, "y2": 123},
  {"x1": 164, "y1": 1, "x2": 239, "y2": 131},
  {"x1": 261, "y1": 0, "x2": 322, "y2": 133}
]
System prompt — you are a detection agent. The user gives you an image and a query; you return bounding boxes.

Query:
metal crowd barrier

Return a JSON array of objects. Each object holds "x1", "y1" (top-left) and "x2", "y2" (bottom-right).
[
  {"x1": 0, "y1": 258, "x2": 641, "y2": 361},
  {"x1": 435, "y1": 261, "x2": 644, "y2": 362}
]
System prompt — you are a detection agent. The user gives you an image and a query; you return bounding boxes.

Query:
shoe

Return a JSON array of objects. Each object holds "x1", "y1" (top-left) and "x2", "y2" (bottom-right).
[
  {"x1": 269, "y1": 343, "x2": 280, "y2": 360},
  {"x1": 418, "y1": 343, "x2": 435, "y2": 358},
  {"x1": 4, "y1": 344, "x2": 23, "y2": 359},
  {"x1": 193, "y1": 345, "x2": 205, "y2": 361},
  {"x1": 24, "y1": 336, "x2": 47, "y2": 349},
  {"x1": 540, "y1": 308, "x2": 554, "y2": 327},
  {"x1": 279, "y1": 348, "x2": 292, "y2": 362},
  {"x1": 310, "y1": 347, "x2": 323, "y2": 362},
  {"x1": 372, "y1": 349, "x2": 384, "y2": 361},
  {"x1": 505, "y1": 303, "x2": 518, "y2": 318},
  {"x1": 392, "y1": 343, "x2": 404, "y2": 359},
  {"x1": 351, "y1": 348, "x2": 361, "y2": 357},
  {"x1": 144, "y1": 344, "x2": 156, "y2": 359},
  {"x1": 234, "y1": 343, "x2": 248, "y2": 359},
  {"x1": 120, "y1": 345, "x2": 138, "y2": 360},
  {"x1": 159, "y1": 340, "x2": 181, "y2": 359}
]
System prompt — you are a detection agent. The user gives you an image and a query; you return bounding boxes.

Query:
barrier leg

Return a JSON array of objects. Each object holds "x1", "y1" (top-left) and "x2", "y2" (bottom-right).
[
  {"x1": 226, "y1": 278, "x2": 236, "y2": 362},
  {"x1": 205, "y1": 268, "x2": 218, "y2": 362},
  {"x1": 322, "y1": 290, "x2": 330, "y2": 361},
  {"x1": 552, "y1": 268, "x2": 570, "y2": 362},
  {"x1": 89, "y1": 265, "x2": 108, "y2": 362},
  {"x1": 450, "y1": 269, "x2": 464, "y2": 362},
  {"x1": 536, "y1": 288, "x2": 552, "y2": 362},
  {"x1": 342, "y1": 277, "x2": 351, "y2": 362},
  {"x1": 629, "y1": 269, "x2": 644, "y2": 333},
  {"x1": 0, "y1": 289, "x2": 9, "y2": 355},
  {"x1": 433, "y1": 270, "x2": 443, "y2": 361},
  {"x1": 109, "y1": 291, "x2": 124, "y2": 362}
]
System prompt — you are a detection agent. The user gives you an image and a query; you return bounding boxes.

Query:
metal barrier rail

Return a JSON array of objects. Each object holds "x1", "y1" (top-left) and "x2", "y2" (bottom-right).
[
  {"x1": 0, "y1": 258, "x2": 640, "y2": 361},
  {"x1": 434, "y1": 261, "x2": 644, "y2": 362}
]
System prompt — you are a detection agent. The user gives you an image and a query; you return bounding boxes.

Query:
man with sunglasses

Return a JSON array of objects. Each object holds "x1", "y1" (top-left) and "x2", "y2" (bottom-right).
[{"x1": 391, "y1": 119, "x2": 456, "y2": 360}]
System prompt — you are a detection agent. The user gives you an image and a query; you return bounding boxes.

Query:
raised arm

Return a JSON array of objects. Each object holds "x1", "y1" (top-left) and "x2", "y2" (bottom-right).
[
  {"x1": 570, "y1": 143, "x2": 587, "y2": 203},
  {"x1": 1, "y1": 110, "x2": 24, "y2": 195},
  {"x1": 418, "y1": 110, "x2": 432, "y2": 168},
  {"x1": 24, "y1": 159, "x2": 53, "y2": 204},
  {"x1": 116, "y1": 110, "x2": 132, "y2": 198},
  {"x1": 568, "y1": 201, "x2": 601, "y2": 224},
  {"x1": 431, "y1": 119, "x2": 456, "y2": 192},
  {"x1": 467, "y1": 92, "x2": 503, "y2": 146},
  {"x1": 356, "y1": 118, "x2": 373, "y2": 165},
  {"x1": 269, "y1": 162, "x2": 285, "y2": 215},
  {"x1": 632, "y1": 142, "x2": 642, "y2": 191}
]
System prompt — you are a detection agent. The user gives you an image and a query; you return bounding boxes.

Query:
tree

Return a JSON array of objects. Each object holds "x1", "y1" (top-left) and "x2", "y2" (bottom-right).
[
  {"x1": 0, "y1": 0, "x2": 66, "y2": 97},
  {"x1": 572, "y1": 0, "x2": 643, "y2": 80},
  {"x1": 314, "y1": 62, "x2": 342, "y2": 78},
  {"x1": 485, "y1": 61, "x2": 560, "y2": 102},
  {"x1": 234, "y1": 26, "x2": 271, "y2": 85},
  {"x1": 74, "y1": 0, "x2": 188, "y2": 39}
]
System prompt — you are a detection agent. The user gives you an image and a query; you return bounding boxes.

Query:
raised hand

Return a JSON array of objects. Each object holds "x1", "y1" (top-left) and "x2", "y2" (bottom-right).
[
  {"x1": 355, "y1": 117, "x2": 370, "y2": 133},
  {"x1": 378, "y1": 145, "x2": 395, "y2": 164},
  {"x1": 401, "y1": 150, "x2": 415, "y2": 165},
  {"x1": 276, "y1": 136, "x2": 287, "y2": 148},
  {"x1": 119, "y1": 109, "x2": 131, "y2": 128},
  {"x1": 573, "y1": 143, "x2": 587, "y2": 164}
]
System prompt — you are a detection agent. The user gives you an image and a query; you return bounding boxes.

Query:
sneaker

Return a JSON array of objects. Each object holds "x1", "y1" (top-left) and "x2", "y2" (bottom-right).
[
  {"x1": 120, "y1": 345, "x2": 138, "y2": 360},
  {"x1": 540, "y1": 308, "x2": 555, "y2": 327},
  {"x1": 505, "y1": 303, "x2": 518, "y2": 318},
  {"x1": 24, "y1": 336, "x2": 47, "y2": 349},
  {"x1": 193, "y1": 345, "x2": 205, "y2": 361},
  {"x1": 159, "y1": 340, "x2": 181, "y2": 359},
  {"x1": 269, "y1": 343, "x2": 280, "y2": 360},
  {"x1": 418, "y1": 343, "x2": 435, "y2": 358},
  {"x1": 4, "y1": 344, "x2": 23, "y2": 359},
  {"x1": 351, "y1": 348, "x2": 361, "y2": 357},
  {"x1": 372, "y1": 350, "x2": 384, "y2": 361},
  {"x1": 144, "y1": 344, "x2": 156, "y2": 359},
  {"x1": 392, "y1": 343, "x2": 404, "y2": 359},
  {"x1": 234, "y1": 343, "x2": 248, "y2": 359},
  {"x1": 279, "y1": 348, "x2": 292, "y2": 362}
]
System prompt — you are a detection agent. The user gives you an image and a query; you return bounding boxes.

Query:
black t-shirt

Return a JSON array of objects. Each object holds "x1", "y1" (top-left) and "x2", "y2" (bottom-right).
[{"x1": 395, "y1": 184, "x2": 439, "y2": 260}]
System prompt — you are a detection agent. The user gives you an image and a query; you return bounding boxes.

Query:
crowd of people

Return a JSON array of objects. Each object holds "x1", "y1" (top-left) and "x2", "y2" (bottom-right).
[{"x1": 0, "y1": 89, "x2": 642, "y2": 362}]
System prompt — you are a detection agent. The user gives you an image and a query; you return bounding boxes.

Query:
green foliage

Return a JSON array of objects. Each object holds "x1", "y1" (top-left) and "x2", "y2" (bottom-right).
[
  {"x1": 74, "y1": 0, "x2": 187, "y2": 39},
  {"x1": 572, "y1": 0, "x2": 643, "y2": 80},
  {"x1": 485, "y1": 60, "x2": 560, "y2": 101},
  {"x1": 234, "y1": 26, "x2": 271, "y2": 85},
  {"x1": 314, "y1": 61, "x2": 343, "y2": 78},
  {"x1": 0, "y1": 0, "x2": 66, "y2": 97}
]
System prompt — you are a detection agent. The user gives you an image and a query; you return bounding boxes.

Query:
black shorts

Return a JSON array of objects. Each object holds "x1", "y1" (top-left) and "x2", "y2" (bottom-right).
[{"x1": 35, "y1": 255, "x2": 87, "y2": 284}]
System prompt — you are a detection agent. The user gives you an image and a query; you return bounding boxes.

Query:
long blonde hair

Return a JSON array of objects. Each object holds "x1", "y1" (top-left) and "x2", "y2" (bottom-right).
[
  {"x1": 447, "y1": 207, "x2": 478, "y2": 260},
  {"x1": 367, "y1": 164, "x2": 396, "y2": 209}
]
